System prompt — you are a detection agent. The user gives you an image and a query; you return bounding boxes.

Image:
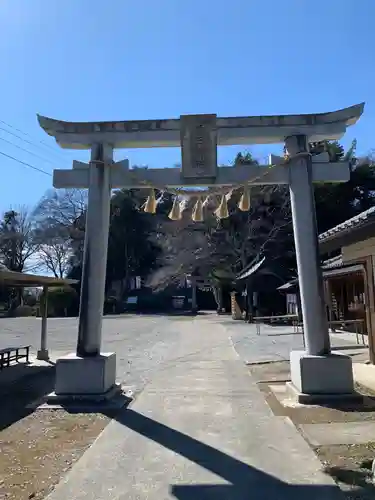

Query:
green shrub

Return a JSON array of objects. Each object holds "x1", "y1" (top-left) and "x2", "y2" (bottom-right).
[
  {"x1": 10, "y1": 305, "x2": 35, "y2": 317},
  {"x1": 104, "y1": 296, "x2": 118, "y2": 315},
  {"x1": 23, "y1": 293, "x2": 37, "y2": 307},
  {"x1": 42, "y1": 286, "x2": 79, "y2": 317}
]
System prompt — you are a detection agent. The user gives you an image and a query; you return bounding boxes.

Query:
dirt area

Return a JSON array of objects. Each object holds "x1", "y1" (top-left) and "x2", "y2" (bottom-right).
[
  {"x1": 0, "y1": 411, "x2": 110, "y2": 500},
  {"x1": 316, "y1": 444, "x2": 375, "y2": 500},
  {"x1": 0, "y1": 367, "x2": 111, "y2": 500},
  {"x1": 249, "y1": 360, "x2": 375, "y2": 499}
]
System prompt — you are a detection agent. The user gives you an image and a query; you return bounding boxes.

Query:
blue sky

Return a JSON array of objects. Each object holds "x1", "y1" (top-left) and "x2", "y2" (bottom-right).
[{"x1": 0, "y1": 0, "x2": 374, "y2": 213}]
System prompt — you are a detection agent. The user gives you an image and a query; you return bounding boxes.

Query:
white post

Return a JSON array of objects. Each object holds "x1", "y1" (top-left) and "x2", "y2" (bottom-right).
[
  {"x1": 37, "y1": 285, "x2": 49, "y2": 361},
  {"x1": 76, "y1": 143, "x2": 113, "y2": 357},
  {"x1": 286, "y1": 135, "x2": 330, "y2": 356},
  {"x1": 191, "y1": 280, "x2": 197, "y2": 312}
]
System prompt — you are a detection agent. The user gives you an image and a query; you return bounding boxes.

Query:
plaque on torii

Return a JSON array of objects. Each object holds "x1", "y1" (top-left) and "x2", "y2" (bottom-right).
[{"x1": 180, "y1": 114, "x2": 217, "y2": 179}]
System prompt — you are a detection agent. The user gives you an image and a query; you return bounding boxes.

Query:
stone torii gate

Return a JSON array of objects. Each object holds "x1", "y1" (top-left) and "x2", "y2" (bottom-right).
[{"x1": 38, "y1": 103, "x2": 364, "y2": 403}]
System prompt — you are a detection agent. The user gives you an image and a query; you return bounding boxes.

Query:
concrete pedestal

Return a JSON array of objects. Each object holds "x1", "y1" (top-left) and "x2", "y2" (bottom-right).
[
  {"x1": 30, "y1": 352, "x2": 132, "y2": 411},
  {"x1": 37, "y1": 349, "x2": 50, "y2": 361},
  {"x1": 54, "y1": 352, "x2": 117, "y2": 396},
  {"x1": 289, "y1": 350, "x2": 357, "y2": 403}
]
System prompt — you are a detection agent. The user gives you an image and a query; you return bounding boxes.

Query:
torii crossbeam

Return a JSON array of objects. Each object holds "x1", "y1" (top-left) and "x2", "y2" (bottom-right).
[{"x1": 38, "y1": 103, "x2": 365, "y2": 404}]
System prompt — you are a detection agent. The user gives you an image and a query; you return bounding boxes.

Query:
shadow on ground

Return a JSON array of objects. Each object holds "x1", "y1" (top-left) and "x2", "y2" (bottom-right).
[
  {"x1": 117, "y1": 311, "x2": 205, "y2": 318},
  {"x1": 331, "y1": 345, "x2": 368, "y2": 351},
  {"x1": 0, "y1": 364, "x2": 56, "y2": 431},
  {"x1": 59, "y1": 394, "x2": 133, "y2": 416},
  {"x1": 109, "y1": 408, "x2": 344, "y2": 499},
  {"x1": 319, "y1": 395, "x2": 375, "y2": 413},
  {"x1": 265, "y1": 332, "x2": 303, "y2": 337},
  {"x1": 324, "y1": 465, "x2": 375, "y2": 499}
]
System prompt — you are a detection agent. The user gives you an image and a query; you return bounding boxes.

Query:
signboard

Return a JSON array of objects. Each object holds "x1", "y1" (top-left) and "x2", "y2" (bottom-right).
[
  {"x1": 180, "y1": 114, "x2": 217, "y2": 179},
  {"x1": 172, "y1": 296, "x2": 185, "y2": 309},
  {"x1": 286, "y1": 293, "x2": 298, "y2": 314},
  {"x1": 126, "y1": 296, "x2": 138, "y2": 304}
]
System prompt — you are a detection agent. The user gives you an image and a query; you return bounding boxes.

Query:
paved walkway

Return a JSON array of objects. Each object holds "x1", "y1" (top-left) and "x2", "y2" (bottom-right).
[{"x1": 46, "y1": 318, "x2": 342, "y2": 499}]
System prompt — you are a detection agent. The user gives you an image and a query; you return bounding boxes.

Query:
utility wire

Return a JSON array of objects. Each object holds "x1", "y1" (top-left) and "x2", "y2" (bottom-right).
[
  {"x1": 0, "y1": 120, "x2": 72, "y2": 161},
  {"x1": 0, "y1": 135, "x2": 61, "y2": 168},
  {"x1": 0, "y1": 149, "x2": 52, "y2": 176},
  {"x1": 0, "y1": 119, "x2": 61, "y2": 153}
]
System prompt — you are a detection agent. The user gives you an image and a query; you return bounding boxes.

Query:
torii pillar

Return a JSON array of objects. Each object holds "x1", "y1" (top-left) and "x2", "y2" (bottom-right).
[
  {"x1": 285, "y1": 135, "x2": 354, "y2": 402},
  {"x1": 37, "y1": 104, "x2": 364, "y2": 403}
]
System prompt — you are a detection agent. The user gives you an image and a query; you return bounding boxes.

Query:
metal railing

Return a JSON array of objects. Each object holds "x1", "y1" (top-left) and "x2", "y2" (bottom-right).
[
  {"x1": 328, "y1": 319, "x2": 367, "y2": 345},
  {"x1": 253, "y1": 315, "x2": 367, "y2": 347}
]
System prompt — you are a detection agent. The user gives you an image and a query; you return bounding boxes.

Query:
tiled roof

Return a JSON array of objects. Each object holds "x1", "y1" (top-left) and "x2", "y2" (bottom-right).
[
  {"x1": 321, "y1": 254, "x2": 343, "y2": 269},
  {"x1": 277, "y1": 278, "x2": 298, "y2": 291},
  {"x1": 322, "y1": 255, "x2": 343, "y2": 270},
  {"x1": 319, "y1": 205, "x2": 375, "y2": 243},
  {"x1": 236, "y1": 256, "x2": 266, "y2": 281}
]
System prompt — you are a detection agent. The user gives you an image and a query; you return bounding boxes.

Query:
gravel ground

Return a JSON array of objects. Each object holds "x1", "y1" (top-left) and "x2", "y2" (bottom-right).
[
  {"x1": 0, "y1": 411, "x2": 110, "y2": 500},
  {"x1": 249, "y1": 360, "x2": 375, "y2": 499},
  {"x1": 0, "y1": 367, "x2": 111, "y2": 500},
  {"x1": 0, "y1": 315, "x2": 207, "y2": 390},
  {"x1": 316, "y1": 444, "x2": 375, "y2": 500}
]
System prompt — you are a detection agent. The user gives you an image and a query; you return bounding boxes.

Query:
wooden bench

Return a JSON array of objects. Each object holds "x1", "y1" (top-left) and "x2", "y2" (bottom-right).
[{"x1": 0, "y1": 345, "x2": 31, "y2": 370}]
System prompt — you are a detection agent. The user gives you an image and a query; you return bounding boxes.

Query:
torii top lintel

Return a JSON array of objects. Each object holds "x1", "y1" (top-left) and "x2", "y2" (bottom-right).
[{"x1": 37, "y1": 103, "x2": 364, "y2": 150}]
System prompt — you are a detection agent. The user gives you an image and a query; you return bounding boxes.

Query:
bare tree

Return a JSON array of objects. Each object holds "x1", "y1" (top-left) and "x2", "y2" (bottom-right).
[
  {"x1": 215, "y1": 186, "x2": 292, "y2": 271},
  {"x1": 33, "y1": 189, "x2": 87, "y2": 276},
  {"x1": 0, "y1": 207, "x2": 39, "y2": 272},
  {"x1": 147, "y1": 197, "x2": 211, "y2": 289},
  {"x1": 148, "y1": 185, "x2": 293, "y2": 291},
  {"x1": 34, "y1": 188, "x2": 87, "y2": 231},
  {"x1": 35, "y1": 235, "x2": 72, "y2": 278}
]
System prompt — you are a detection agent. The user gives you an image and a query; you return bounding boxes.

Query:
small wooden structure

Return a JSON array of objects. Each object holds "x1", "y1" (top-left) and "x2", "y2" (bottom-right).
[
  {"x1": 321, "y1": 255, "x2": 366, "y2": 335},
  {"x1": 236, "y1": 257, "x2": 288, "y2": 321},
  {"x1": 278, "y1": 273, "x2": 367, "y2": 346},
  {"x1": 0, "y1": 269, "x2": 78, "y2": 361},
  {"x1": 319, "y1": 206, "x2": 375, "y2": 363},
  {"x1": 277, "y1": 278, "x2": 300, "y2": 315}
]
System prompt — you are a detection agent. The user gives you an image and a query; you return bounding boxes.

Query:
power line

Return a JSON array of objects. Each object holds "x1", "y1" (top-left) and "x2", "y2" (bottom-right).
[
  {"x1": 0, "y1": 119, "x2": 62, "y2": 153},
  {"x1": 0, "y1": 124, "x2": 64, "y2": 161},
  {"x1": 0, "y1": 149, "x2": 52, "y2": 176},
  {"x1": 0, "y1": 120, "x2": 71, "y2": 161},
  {"x1": 0, "y1": 135, "x2": 61, "y2": 167}
]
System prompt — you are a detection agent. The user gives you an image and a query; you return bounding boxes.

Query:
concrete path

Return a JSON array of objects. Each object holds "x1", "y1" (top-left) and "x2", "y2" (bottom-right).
[
  {"x1": 299, "y1": 421, "x2": 375, "y2": 446},
  {"x1": 46, "y1": 317, "x2": 342, "y2": 499}
]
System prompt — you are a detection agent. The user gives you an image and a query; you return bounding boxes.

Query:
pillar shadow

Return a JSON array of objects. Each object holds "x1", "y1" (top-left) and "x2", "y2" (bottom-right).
[
  {"x1": 325, "y1": 465, "x2": 374, "y2": 489},
  {"x1": 0, "y1": 364, "x2": 55, "y2": 431},
  {"x1": 266, "y1": 332, "x2": 303, "y2": 337},
  {"x1": 113, "y1": 408, "x2": 344, "y2": 499},
  {"x1": 331, "y1": 345, "x2": 368, "y2": 351}
]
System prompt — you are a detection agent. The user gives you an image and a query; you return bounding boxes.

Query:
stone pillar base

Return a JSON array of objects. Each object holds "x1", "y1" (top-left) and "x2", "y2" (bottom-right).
[
  {"x1": 54, "y1": 352, "x2": 117, "y2": 396},
  {"x1": 37, "y1": 349, "x2": 50, "y2": 361},
  {"x1": 289, "y1": 350, "x2": 359, "y2": 404}
]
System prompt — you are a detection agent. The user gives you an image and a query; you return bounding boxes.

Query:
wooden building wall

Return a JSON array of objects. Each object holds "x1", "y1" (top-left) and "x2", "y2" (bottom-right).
[{"x1": 340, "y1": 238, "x2": 375, "y2": 364}]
